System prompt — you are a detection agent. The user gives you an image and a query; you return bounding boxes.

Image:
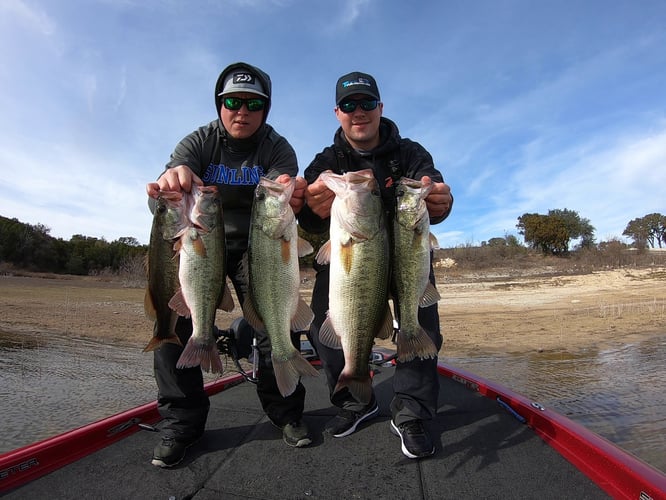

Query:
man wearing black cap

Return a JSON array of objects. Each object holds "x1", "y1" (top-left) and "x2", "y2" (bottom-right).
[
  {"x1": 298, "y1": 71, "x2": 453, "y2": 459},
  {"x1": 146, "y1": 62, "x2": 310, "y2": 468}
]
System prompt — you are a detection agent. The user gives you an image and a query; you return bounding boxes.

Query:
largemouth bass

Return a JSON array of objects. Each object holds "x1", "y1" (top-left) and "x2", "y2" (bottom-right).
[
  {"x1": 169, "y1": 185, "x2": 234, "y2": 373},
  {"x1": 143, "y1": 190, "x2": 188, "y2": 352},
  {"x1": 316, "y1": 169, "x2": 393, "y2": 404},
  {"x1": 243, "y1": 177, "x2": 317, "y2": 397},
  {"x1": 393, "y1": 177, "x2": 440, "y2": 362}
]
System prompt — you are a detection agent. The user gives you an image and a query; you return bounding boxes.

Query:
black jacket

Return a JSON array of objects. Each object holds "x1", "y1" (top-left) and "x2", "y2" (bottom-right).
[{"x1": 298, "y1": 117, "x2": 451, "y2": 235}]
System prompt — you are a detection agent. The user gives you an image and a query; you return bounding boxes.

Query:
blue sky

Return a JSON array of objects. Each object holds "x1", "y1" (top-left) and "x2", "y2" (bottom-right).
[{"x1": 1, "y1": 0, "x2": 665, "y2": 248}]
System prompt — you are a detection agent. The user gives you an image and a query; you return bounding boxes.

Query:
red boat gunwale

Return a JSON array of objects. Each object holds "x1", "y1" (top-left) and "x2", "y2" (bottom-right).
[
  {"x1": 0, "y1": 373, "x2": 245, "y2": 494},
  {"x1": 437, "y1": 362, "x2": 666, "y2": 500}
]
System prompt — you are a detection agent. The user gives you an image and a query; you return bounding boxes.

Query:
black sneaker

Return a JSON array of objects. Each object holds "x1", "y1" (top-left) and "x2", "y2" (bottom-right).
[
  {"x1": 151, "y1": 435, "x2": 199, "y2": 468},
  {"x1": 325, "y1": 399, "x2": 379, "y2": 438},
  {"x1": 282, "y1": 421, "x2": 312, "y2": 447},
  {"x1": 390, "y1": 420, "x2": 435, "y2": 459}
]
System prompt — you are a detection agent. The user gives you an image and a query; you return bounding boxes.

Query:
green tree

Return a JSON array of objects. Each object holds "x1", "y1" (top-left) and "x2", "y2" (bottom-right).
[
  {"x1": 623, "y1": 213, "x2": 666, "y2": 248},
  {"x1": 517, "y1": 212, "x2": 569, "y2": 255},
  {"x1": 548, "y1": 209, "x2": 595, "y2": 249}
]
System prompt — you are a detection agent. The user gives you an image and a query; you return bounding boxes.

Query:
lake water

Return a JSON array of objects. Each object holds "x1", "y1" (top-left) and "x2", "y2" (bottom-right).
[{"x1": 1, "y1": 329, "x2": 664, "y2": 475}]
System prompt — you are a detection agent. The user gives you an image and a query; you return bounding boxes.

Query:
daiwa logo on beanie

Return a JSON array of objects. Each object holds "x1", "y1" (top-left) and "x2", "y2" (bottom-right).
[
  {"x1": 219, "y1": 72, "x2": 268, "y2": 98},
  {"x1": 336, "y1": 71, "x2": 380, "y2": 104}
]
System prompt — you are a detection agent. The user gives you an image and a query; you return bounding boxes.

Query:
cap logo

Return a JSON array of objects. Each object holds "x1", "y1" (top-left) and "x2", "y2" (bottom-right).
[
  {"x1": 233, "y1": 72, "x2": 255, "y2": 84},
  {"x1": 342, "y1": 77, "x2": 372, "y2": 89}
]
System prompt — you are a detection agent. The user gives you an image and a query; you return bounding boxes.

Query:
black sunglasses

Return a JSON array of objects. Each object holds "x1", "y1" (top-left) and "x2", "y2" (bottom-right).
[
  {"x1": 338, "y1": 99, "x2": 379, "y2": 113},
  {"x1": 222, "y1": 96, "x2": 266, "y2": 112}
]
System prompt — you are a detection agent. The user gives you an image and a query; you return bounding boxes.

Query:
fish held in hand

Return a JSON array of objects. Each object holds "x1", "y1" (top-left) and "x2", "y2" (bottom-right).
[
  {"x1": 168, "y1": 185, "x2": 234, "y2": 373},
  {"x1": 393, "y1": 177, "x2": 440, "y2": 362},
  {"x1": 143, "y1": 191, "x2": 189, "y2": 352},
  {"x1": 316, "y1": 169, "x2": 393, "y2": 405},
  {"x1": 243, "y1": 176, "x2": 317, "y2": 397}
]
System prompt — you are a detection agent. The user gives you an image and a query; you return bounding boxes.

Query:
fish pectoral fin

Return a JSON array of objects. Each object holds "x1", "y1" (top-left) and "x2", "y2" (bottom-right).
[
  {"x1": 318, "y1": 316, "x2": 342, "y2": 349},
  {"x1": 191, "y1": 233, "x2": 208, "y2": 257},
  {"x1": 340, "y1": 242, "x2": 354, "y2": 274},
  {"x1": 376, "y1": 308, "x2": 394, "y2": 340},
  {"x1": 315, "y1": 240, "x2": 331, "y2": 265},
  {"x1": 419, "y1": 282, "x2": 441, "y2": 307},
  {"x1": 241, "y1": 297, "x2": 264, "y2": 332},
  {"x1": 297, "y1": 237, "x2": 314, "y2": 258},
  {"x1": 218, "y1": 284, "x2": 235, "y2": 312},
  {"x1": 280, "y1": 238, "x2": 291, "y2": 264},
  {"x1": 168, "y1": 289, "x2": 191, "y2": 318},
  {"x1": 291, "y1": 299, "x2": 314, "y2": 332}
]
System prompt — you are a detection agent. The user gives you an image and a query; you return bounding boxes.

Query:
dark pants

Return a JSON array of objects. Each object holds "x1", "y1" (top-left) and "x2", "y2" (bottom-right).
[
  {"x1": 154, "y1": 251, "x2": 306, "y2": 438},
  {"x1": 308, "y1": 256, "x2": 442, "y2": 425}
]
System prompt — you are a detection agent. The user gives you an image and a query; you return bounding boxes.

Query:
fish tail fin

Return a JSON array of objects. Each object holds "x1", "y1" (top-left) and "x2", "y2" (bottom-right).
[
  {"x1": 396, "y1": 327, "x2": 438, "y2": 363},
  {"x1": 176, "y1": 338, "x2": 223, "y2": 373},
  {"x1": 142, "y1": 334, "x2": 182, "y2": 353},
  {"x1": 273, "y1": 351, "x2": 319, "y2": 397},
  {"x1": 335, "y1": 373, "x2": 373, "y2": 406}
]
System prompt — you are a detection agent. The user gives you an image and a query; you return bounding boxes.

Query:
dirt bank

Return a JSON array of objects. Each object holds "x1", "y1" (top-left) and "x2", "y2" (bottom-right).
[{"x1": 1, "y1": 267, "x2": 664, "y2": 357}]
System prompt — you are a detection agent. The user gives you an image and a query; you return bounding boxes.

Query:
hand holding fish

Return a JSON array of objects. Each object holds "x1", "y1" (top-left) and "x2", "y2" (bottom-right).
[
  {"x1": 277, "y1": 174, "x2": 307, "y2": 215},
  {"x1": 422, "y1": 176, "x2": 453, "y2": 218},
  {"x1": 304, "y1": 171, "x2": 336, "y2": 219},
  {"x1": 146, "y1": 165, "x2": 203, "y2": 198}
]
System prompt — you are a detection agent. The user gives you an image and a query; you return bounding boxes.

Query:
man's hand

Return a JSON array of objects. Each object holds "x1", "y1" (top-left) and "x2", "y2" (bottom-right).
[
  {"x1": 422, "y1": 176, "x2": 453, "y2": 218},
  {"x1": 304, "y1": 171, "x2": 336, "y2": 219},
  {"x1": 146, "y1": 165, "x2": 202, "y2": 198}
]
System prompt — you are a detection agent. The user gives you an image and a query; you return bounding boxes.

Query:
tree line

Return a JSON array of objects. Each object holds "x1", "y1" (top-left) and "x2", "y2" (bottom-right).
[
  {"x1": 1, "y1": 209, "x2": 663, "y2": 276},
  {"x1": 0, "y1": 215, "x2": 145, "y2": 275}
]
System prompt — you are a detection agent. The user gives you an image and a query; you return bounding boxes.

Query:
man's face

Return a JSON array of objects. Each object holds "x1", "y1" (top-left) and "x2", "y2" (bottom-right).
[
  {"x1": 220, "y1": 92, "x2": 266, "y2": 139},
  {"x1": 335, "y1": 93, "x2": 383, "y2": 150}
]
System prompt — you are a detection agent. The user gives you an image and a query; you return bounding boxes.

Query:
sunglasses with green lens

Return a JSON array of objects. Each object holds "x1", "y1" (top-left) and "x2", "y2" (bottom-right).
[
  {"x1": 223, "y1": 97, "x2": 266, "y2": 112},
  {"x1": 338, "y1": 99, "x2": 379, "y2": 113}
]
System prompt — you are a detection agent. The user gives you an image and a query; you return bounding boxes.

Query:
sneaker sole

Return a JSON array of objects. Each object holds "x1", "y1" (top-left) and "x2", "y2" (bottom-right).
[
  {"x1": 332, "y1": 403, "x2": 380, "y2": 438},
  {"x1": 390, "y1": 420, "x2": 435, "y2": 459},
  {"x1": 284, "y1": 436, "x2": 313, "y2": 448},
  {"x1": 150, "y1": 437, "x2": 200, "y2": 468}
]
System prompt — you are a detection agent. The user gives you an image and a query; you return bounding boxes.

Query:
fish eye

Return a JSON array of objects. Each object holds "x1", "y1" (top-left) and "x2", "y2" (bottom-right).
[{"x1": 256, "y1": 191, "x2": 266, "y2": 201}]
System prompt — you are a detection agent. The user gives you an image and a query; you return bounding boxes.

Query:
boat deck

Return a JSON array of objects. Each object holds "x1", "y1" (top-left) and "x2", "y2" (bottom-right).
[{"x1": 2, "y1": 363, "x2": 611, "y2": 499}]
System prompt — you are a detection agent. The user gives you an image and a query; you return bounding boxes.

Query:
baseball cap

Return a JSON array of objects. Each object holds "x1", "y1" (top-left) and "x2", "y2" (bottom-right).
[
  {"x1": 336, "y1": 71, "x2": 380, "y2": 104},
  {"x1": 218, "y1": 70, "x2": 268, "y2": 98}
]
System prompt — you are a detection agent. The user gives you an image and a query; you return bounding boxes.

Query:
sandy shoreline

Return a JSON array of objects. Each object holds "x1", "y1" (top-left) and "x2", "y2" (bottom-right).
[{"x1": 1, "y1": 267, "x2": 664, "y2": 357}]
